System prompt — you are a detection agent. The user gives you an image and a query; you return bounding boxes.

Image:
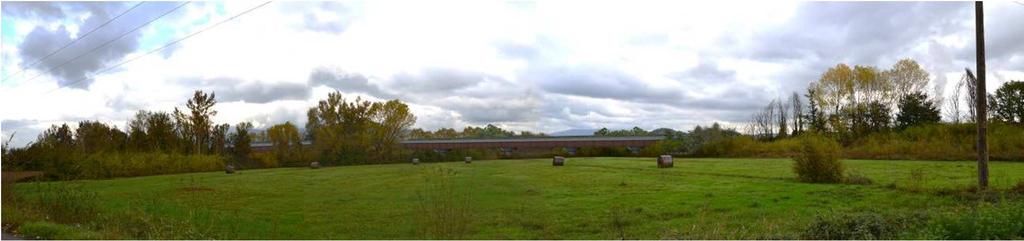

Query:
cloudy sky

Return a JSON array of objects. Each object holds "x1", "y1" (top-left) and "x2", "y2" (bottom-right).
[{"x1": 1, "y1": 1, "x2": 1023, "y2": 147}]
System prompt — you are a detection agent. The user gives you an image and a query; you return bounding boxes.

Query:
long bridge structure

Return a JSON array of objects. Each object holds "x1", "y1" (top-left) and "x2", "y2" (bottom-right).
[
  {"x1": 400, "y1": 136, "x2": 666, "y2": 155},
  {"x1": 249, "y1": 136, "x2": 666, "y2": 155}
]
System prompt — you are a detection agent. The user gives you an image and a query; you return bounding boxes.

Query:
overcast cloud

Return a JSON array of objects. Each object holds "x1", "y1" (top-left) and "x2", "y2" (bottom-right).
[{"x1": 2, "y1": 1, "x2": 1023, "y2": 147}]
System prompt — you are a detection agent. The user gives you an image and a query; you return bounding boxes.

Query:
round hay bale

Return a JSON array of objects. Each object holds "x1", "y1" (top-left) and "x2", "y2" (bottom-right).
[
  {"x1": 552, "y1": 156, "x2": 565, "y2": 166},
  {"x1": 657, "y1": 155, "x2": 674, "y2": 168},
  {"x1": 464, "y1": 156, "x2": 472, "y2": 164},
  {"x1": 412, "y1": 158, "x2": 420, "y2": 165},
  {"x1": 310, "y1": 161, "x2": 321, "y2": 169},
  {"x1": 225, "y1": 164, "x2": 236, "y2": 174}
]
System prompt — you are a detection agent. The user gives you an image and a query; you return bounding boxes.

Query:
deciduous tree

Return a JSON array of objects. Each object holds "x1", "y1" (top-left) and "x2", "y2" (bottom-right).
[
  {"x1": 993, "y1": 80, "x2": 1024, "y2": 124},
  {"x1": 232, "y1": 122, "x2": 254, "y2": 165},
  {"x1": 370, "y1": 100, "x2": 416, "y2": 161},
  {"x1": 886, "y1": 59, "x2": 930, "y2": 107},
  {"x1": 75, "y1": 121, "x2": 125, "y2": 153},
  {"x1": 211, "y1": 124, "x2": 230, "y2": 155},
  {"x1": 268, "y1": 122, "x2": 302, "y2": 166},
  {"x1": 174, "y1": 91, "x2": 218, "y2": 155}
]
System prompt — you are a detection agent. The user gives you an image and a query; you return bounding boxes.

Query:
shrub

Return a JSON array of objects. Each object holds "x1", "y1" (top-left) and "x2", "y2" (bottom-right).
[
  {"x1": 694, "y1": 136, "x2": 802, "y2": 158},
  {"x1": 31, "y1": 183, "x2": 102, "y2": 224},
  {"x1": 1011, "y1": 180, "x2": 1024, "y2": 195},
  {"x1": 415, "y1": 167, "x2": 472, "y2": 239},
  {"x1": 906, "y1": 168, "x2": 928, "y2": 192},
  {"x1": 844, "y1": 171, "x2": 873, "y2": 185},
  {"x1": 100, "y1": 197, "x2": 228, "y2": 239},
  {"x1": 926, "y1": 202, "x2": 1024, "y2": 239},
  {"x1": 9, "y1": 185, "x2": 229, "y2": 240},
  {"x1": 792, "y1": 133, "x2": 844, "y2": 183},
  {"x1": 5, "y1": 151, "x2": 224, "y2": 180},
  {"x1": 690, "y1": 123, "x2": 1024, "y2": 161},
  {"x1": 606, "y1": 203, "x2": 635, "y2": 239},
  {"x1": 75, "y1": 152, "x2": 224, "y2": 179},
  {"x1": 251, "y1": 152, "x2": 279, "y2": 168},
  {"x1": 801, "y1": 211, "x2": 903, "y2": 239},
  {"x1": 18, "y1": 221, "x2": 103, "y2": 240},
  {"x1": 845, "y1": 123, "x2": 1024, "y2": 161}
]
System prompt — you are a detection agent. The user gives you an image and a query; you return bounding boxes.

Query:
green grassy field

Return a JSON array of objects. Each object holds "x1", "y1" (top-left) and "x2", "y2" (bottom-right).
[{"x1": 5, "y1": 157, "x2": 1024, "y2": 239}]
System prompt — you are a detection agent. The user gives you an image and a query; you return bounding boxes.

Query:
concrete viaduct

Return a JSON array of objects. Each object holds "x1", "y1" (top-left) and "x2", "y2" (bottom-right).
[
  {"x1": 400, "y1": 136, "x2": 665, "y2": 155},
  {"x1": 250, "y1": 136, "x2": 665, "y2": 155}
]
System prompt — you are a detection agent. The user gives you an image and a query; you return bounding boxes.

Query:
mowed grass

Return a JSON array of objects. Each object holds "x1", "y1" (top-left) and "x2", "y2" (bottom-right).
[{"x1": 7, "y1": 157, "x2": 1024, "y2": 239}]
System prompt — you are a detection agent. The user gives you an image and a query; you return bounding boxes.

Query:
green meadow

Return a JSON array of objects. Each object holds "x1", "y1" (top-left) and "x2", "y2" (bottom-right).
[{"x1": 4, "y1": 157, "x2": 1024, "y2": 239}]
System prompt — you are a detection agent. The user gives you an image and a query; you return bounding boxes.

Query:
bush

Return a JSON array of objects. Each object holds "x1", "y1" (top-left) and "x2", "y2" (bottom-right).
[
  {"x1": 694, "y1": 136, "x2": 801, "y2": 158},
  {"x1": 251, "y1": 152, "x2": 279, "y2": 168},
  {"x1": 8, "y1": 185, "x2": 230, "y2": 240},
  {"x1": 792, "y1": 133, "x2": 844, "y2": 183},
  {"x1": 75, "y1": 152, "x2": 224, "y2": 179},
  {"x1": 415, "y1": 167, "x2": 472, "y2": 239},
  {"x1": 845, "y1": 123, "x2": 1024, "y2": 161},
  {"x1": 926, "y1": 202, "x2": 1024, "y2": 239},
  {"x1": 29, "y1": 183, "x2": 102, "y2": 224},
  {"x1": 1011, "y1": 180, "x2": 1024, "y2": 195},
  {"x1": 906, "y1": 168, "x2": 928, "y2": 192},
  {"x1": 18, "y1": 221, "x2": 103, "y2": 240},
  {"x1": 844, "y1": 171, "x2": 873, "y2": 185},
  {"x1": 802, "y1": 211, "x2": 903, "y2": 239},
  {"x1": 690, "y1": 123, "x2": 1024, "y2": 161}
]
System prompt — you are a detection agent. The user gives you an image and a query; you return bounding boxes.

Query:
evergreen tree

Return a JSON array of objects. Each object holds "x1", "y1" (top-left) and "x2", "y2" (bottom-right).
[{"x1": 895, "y1": 92, "x2": 941, "y2": 129}]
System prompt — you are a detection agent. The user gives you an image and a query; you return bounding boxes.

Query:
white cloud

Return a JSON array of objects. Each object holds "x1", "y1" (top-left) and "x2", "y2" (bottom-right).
[{"x1": 2, "y1": 1, "x2": 1023, "y2": 147}]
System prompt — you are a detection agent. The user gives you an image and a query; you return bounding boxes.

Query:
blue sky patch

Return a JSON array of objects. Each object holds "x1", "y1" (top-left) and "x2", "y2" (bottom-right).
[{"x1": 138, "y1": 1, "x2": 224, "y2": 53}]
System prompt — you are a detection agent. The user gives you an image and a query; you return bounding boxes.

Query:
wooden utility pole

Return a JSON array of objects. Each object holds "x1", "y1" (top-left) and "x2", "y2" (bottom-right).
[{"x1": 974, "y1": 1, "x2": 989, "y2": 189}]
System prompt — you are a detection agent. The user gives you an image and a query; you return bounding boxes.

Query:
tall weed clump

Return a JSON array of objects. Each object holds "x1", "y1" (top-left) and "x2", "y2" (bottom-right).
[
  {"x1": 801, "y1": 211, "x2": 910, "y2": 239},
  {"x1": 926, "y1": 202, "x2": 1024, "y2": 239},
  {"x1": 792, "y1": 133, "x2": 844, "y2": 183},
  {"x1": 8, "y1": 183, "x2": 230, "y2": 240},
  {"x1": 19, "y1": 182, "x2": 102, "y2": 224},
  {"x1": 415, "y1": 167, "x2": 472, "y2": 239}
]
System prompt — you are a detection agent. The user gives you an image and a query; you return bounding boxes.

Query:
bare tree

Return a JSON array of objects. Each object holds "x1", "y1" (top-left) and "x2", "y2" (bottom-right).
[
  {"x1": 965, "y1": 69, "x2": 978, "y2": 122},
  {"x1": 946, "y1": 75, "x2": 965, "y2": 123},
  {"x1": 2, "y1": 131, "x2": 15, "y2": 155},
  {"x1": 749, "y1": 102, "x2": 771, "y2": 140},
  {"x1": 753, "y1": 99, "x2": 778, "y2": 140},
  {"x1": 789, "y1": 92, "x2": 804, "y2": 134},
  {"x1": 777, "y1": 98, "x2": 789, "y2": 138}
]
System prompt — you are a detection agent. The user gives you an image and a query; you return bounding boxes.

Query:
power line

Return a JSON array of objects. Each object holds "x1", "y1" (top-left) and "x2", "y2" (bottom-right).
[
  {"x1": 17, "y1": 1, "x2": 190, "y2": 85},
  {"x1": 50, "y1": 0, "x2": 275, "y2": 93},
  {"x1": 1, "y1": 2, "x2": 146, "y2": 83}
]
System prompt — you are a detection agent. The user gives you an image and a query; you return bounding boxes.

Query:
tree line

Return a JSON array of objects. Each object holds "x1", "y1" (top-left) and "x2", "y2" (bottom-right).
[
  {"x1": 577, "y1": 58, "x2": 1023, "y2": 160},
  {"x1": 407, "y1": 124, "x2": 547, "y2": 139},
  {"x1": 2, "y1": 90, "x2": 418, "y2": 179},
  {"x1": 4, "y1": 58, "x2": 1022, "y2": 178},
  {"x1": 749, "y1": 59, "x2": 1024, "y2": 145}
]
